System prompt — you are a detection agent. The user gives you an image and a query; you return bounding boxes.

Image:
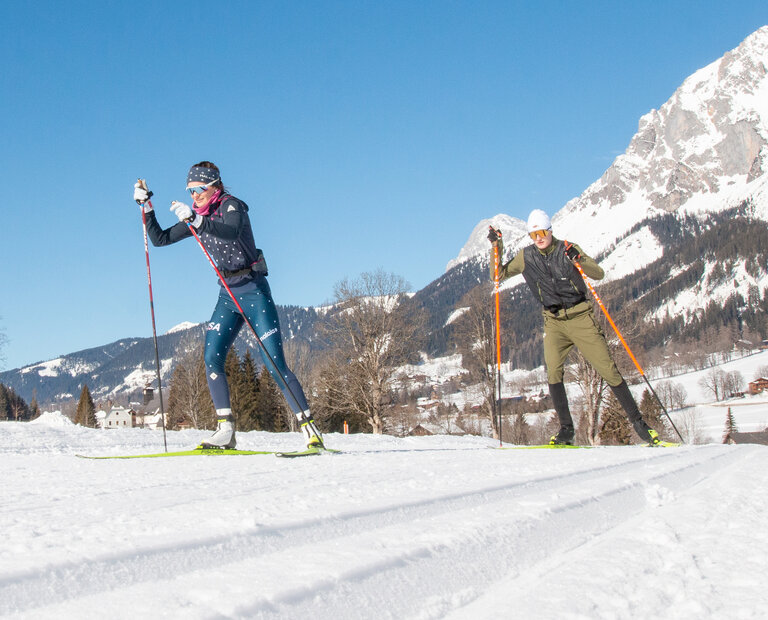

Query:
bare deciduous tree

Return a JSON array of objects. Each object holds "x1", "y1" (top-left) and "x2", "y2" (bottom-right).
[
  {"x1": 453, "y1": 283, "x2": 501, "y2": 439},
  {"x1": 677, "y1": 407, "x2": 708, "y2": 444},
  {"x1": 723, "y1": 370, "x2": 744, "y2": 397},
  {"x1": 282, "y1": 338, "x2": 313, "y2": 431},
  {"x1": 570, "y1": 351, "x2": 607, "y2": 446},
  {"x1": 698, "y1": 368, "x2": 728, "y2": 402},
  {"x1": 167, "y1": 345, "x2": 214, "y2": 430},
  {"x1": 313, "y1": 270, "x2": 421, "y2": 434},
  {"x1": 656, "y1": 380, "x2": 688, "y2": 411}
]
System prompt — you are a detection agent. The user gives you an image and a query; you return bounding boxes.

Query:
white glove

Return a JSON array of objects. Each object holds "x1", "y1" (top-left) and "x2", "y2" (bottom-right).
[
  {"x1": 134, "y1": 182, "x2": 153, "y2": 213},
  {"x1": 171, "y1": 201, "x2": 202, "y2": 228}
]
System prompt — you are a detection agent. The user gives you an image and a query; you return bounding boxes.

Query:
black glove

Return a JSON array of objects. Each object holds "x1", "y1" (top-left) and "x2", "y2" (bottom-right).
[
  {"x1": 564, "y1": 242, "x2": 581, "y2": 263},
  {"x1": 488, "y1": 227, "x2": 502, "y2": 244}
]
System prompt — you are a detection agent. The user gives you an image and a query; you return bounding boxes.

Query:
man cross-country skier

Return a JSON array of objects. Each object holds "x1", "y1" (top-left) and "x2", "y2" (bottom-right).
[
  {"x1": 133, "y1": 161, "x2": 323, "y2": 451},
  {"x1": 488, "y1": 209, "x2": 662, "y2": 446}
]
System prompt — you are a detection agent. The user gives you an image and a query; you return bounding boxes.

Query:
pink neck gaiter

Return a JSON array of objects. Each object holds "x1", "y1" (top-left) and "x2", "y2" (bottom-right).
[{"x1": 194, "y1": 189, "x2": 222, "y2": 216}]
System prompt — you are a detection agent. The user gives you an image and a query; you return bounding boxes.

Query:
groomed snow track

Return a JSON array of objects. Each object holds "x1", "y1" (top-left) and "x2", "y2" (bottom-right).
[{"x1": 1, "y1": 442, "x2": 765, "y2": 619}]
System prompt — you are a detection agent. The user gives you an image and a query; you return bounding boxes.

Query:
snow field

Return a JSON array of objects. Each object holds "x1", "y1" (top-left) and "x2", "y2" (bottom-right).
[{"x1": 1, "y1": 425, "x2": 766, "y2": 619}]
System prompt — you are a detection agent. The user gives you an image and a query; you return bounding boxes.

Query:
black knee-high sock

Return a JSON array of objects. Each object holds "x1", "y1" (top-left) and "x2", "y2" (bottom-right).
[
  {"x1": 610, "y1": 380, "x2": 649, "y2": 435},
  {"x1": 548, "y1": 382, "x2": 573, "y2": 428}
]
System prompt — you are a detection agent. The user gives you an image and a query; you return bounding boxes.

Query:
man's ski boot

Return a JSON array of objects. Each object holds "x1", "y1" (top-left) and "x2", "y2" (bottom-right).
[
  {"x1": 644, "y1": 428, "x2": 680, "y2": 447},
  {"x1": 549, "y1": 424, "x2": 575, "y2": 445},
  {"x1": 198, "y1": 417, "x2": 236, "y2": 450}
]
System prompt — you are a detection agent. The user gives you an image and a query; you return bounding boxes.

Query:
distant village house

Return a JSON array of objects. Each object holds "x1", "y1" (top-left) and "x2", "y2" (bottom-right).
[
  {"x1": 98, "y1": 406, "x2": 133, "y2": 429},
  {"x1": 747, "y1": 378, "x2": 768, "y2": 395}
]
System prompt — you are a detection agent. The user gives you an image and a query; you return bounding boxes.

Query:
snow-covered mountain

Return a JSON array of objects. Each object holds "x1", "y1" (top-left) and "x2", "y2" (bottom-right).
[
  {"x1": 452, "y1": 26, "x2": 768, "y2": 267},
  {"x1": 445, "y1": 214, "x2": 528, "y2": 271}
]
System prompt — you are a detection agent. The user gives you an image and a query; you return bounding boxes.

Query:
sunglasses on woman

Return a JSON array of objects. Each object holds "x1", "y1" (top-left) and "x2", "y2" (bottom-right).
[
  {"x1": 529, "y1": 229, "x2": 550, "y2": 240},
  {"x1": 186, "y1": 179, "x2": 219, "y2": 195}
]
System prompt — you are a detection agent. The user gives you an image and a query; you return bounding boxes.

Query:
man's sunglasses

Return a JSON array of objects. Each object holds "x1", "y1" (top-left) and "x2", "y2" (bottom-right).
[
  {"x1": 186, "y1": 180, "x2": 219, "y2": 195},
  {"x1": 529, "y1": 229, "x2": 550, "y2": 240}
]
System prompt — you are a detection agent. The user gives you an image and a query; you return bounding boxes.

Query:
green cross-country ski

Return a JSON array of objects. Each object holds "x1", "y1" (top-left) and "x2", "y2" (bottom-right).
[
  {"x1": 497, "y1": 444, "x2": 595, "y2": 450},
  {"x1": 497, "y1": 442, "x2": 680, "y2": 450},
  {"x1": 76, "y1": 447, "x2": 341, "y2": 459}
]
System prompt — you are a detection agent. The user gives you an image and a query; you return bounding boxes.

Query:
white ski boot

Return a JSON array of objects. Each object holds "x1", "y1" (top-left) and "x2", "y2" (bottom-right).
[{"x1": 199, "y1": 416, "x2": 236, "y2": 449}]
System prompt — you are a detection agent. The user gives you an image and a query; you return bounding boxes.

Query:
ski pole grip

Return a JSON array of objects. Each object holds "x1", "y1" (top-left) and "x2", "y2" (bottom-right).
[
  {"x1": 563, "y1": 240, "x2": 581, "y2": 264},
  {"x1": 488, "y1": 226, "x2": 502, "y2": 244},
  {"x1": 136, "y1": 178, "x2": 154, "y2": 203}
]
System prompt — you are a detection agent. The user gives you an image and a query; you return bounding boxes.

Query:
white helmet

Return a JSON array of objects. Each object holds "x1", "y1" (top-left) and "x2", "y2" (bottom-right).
[{"x1": 527, "y1": 209, "x2": 551, "y2": 233}]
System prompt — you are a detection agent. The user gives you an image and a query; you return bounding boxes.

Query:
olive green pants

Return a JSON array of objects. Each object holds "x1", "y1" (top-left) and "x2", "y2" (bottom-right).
[{"x1": 542, "y1": 306, "x2": 623, "y2": 386}]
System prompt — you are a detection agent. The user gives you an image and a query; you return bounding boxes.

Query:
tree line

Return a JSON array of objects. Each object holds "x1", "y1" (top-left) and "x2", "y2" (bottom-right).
[{"x1": 0, "y1": 383, "x2": 38, "y2": 421}]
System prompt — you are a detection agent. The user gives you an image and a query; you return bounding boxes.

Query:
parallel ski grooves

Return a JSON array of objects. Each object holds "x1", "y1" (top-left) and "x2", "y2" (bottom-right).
[{"x1": 0, "y1": 446, "x2": 738, "y2": 616}]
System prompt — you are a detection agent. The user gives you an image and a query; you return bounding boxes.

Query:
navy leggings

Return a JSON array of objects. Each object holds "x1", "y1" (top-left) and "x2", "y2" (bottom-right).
[{"x1": 204, "y1": 277, "x2": 309, "y2": 415}]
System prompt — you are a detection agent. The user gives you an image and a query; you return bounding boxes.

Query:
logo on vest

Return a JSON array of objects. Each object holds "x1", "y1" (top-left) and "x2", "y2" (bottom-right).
[{"x1": 207, "y1": 322, "x2": 221, "y2": 332}]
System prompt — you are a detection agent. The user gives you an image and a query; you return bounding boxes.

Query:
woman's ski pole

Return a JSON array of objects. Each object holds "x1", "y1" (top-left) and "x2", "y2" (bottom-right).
[
  {"x1": 490, "y1": 227, "x2": 503, "y2": 447},
  {"x1": 564, "y1": 241, "x2": 684, "y2": 442},
  {"x1": 136, "y1": 179, "x2": 168, "y2": 452}
]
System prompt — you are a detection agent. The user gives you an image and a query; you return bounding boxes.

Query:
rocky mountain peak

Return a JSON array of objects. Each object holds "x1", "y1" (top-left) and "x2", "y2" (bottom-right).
[{"x1": 451, "y1": 27, "x2": 768, "y2": 267}]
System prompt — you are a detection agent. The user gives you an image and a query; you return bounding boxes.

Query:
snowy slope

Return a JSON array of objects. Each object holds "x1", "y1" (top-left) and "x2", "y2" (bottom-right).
[{"x1": 1, "y1": 421, "x2": 766, "y2": 619}]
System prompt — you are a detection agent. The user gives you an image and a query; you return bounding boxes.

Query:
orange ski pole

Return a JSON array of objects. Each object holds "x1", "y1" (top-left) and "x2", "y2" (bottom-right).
[{"x1": 490, "y1": 227, "x2": 503, "y2": 446}]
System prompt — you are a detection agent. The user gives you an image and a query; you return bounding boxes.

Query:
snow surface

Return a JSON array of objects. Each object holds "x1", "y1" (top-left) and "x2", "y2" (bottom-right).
[
  {"x1": 598, "y1": 226, "x2": 664, "y2": 284},
  {"x1": 2, "y1": 418, "x2": 767, "y2": 619}
]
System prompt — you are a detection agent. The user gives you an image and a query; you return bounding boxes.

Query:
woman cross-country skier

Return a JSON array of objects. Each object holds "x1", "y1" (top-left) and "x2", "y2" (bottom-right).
[
  {"x1": 488, "y1": 209, "x2": 662, "y2": 446},
  {"x1": 133, "y1": 161, "x2": 323, "y2": 450}
]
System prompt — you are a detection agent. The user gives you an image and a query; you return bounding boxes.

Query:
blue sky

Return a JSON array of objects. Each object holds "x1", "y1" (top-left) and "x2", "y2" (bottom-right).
[{"x1": 1, "y1": 1, "x2": 766, "y2": 370}]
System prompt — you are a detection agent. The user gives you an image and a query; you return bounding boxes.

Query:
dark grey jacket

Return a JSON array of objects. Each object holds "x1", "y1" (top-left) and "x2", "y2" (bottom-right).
[{"x1": 146, "y1": 193, "x2": 267, "y2": 287}]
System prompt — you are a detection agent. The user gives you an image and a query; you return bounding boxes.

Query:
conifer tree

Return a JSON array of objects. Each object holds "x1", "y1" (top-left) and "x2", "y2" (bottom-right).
[
  {"x1": 639, "y1": 389, "x2": 666, "y2": 435},
  {"x1": 29, "y1": 396, "x2": 40, "y2": 420},
  {"x1": 0, "y1": 385, "x2": 9, "y2": 420},
  {"x1": 509, "y1": 412, "x2": 532, "y2": 445},
  {"x1": 237, "y1": 351, "x2": 262, "y2": 431},
  {"x1": 194, "y1": 351, "x2": 216, "y2": 430},
  {"x1": 257, "y1": 367, "x2": 289, "y2": 432},
  {"x1": 599, "y1": 391, "x2": 632, "y2": 445},
  {"x1": 75, "y1": 384, "x2": 97, "y2": 427},
  {"x1": 0, "y1": 384, "x2": 30, "y2": 421},
  {"x1": 722, "y1": 407, "x2": 738, "y2": 442},
  {"x1": 224, "y1": 349, "x2": 242, "y2": 423}
]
